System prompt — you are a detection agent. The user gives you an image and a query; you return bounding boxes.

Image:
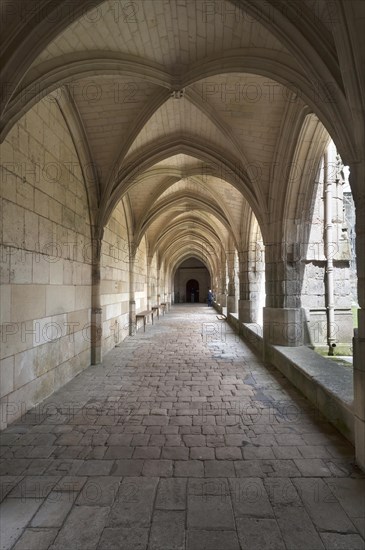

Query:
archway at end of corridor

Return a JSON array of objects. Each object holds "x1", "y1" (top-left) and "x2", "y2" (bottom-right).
[
  {"x1": 173, "y1": 258, "x2": 211, "y2": 303},
  {"x1": 186, "y1": 279, "x2": 199, "y2": 303}
]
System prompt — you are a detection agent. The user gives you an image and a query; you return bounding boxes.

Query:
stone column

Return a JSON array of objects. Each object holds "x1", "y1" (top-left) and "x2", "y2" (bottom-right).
[
  {"x1": 129, "y1": 244, "x2": 136, "y2": 335},
  {"x1": 353, "y1": 182, "x2": 365, "y2": 469},
  {"x1": 226, "y1": 277, "x2": 236, "y2": 314},
  {"x1": 238, "y1": 248, "x2": 250, "y2": 323},
  {"x1": 219, "y1": 259, "x2": 227, "y2": 307},
  {"x1": 226, "y1": 250, "x2": 236, "y2": 315},
  {"x1": 165, "y1": 275, "x2": 171, "y2": 309},
  {"x1": 263, "y1": 239, "x2": 304, "y2": 349},
  {"x1": 91, "y1": 236, "x2": 103, "y2": 364},
  {"x1": 146, "y1": 256, "x2": 152, "y2": 310},
  {"x1": 238, "y1": 245, "x2": 264, "y2": 324},
  {"x1": 156, "y1": 266, "x2": 161, "y2": 305},
  {"x1": 238, "y1": 248, "x2": 259, "y2": 324}
]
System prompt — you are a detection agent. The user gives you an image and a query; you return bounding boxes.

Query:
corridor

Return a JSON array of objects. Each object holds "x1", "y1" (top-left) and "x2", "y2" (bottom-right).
[{"x1": 0, "y1": 305, "x2": 364, "y2": 550}]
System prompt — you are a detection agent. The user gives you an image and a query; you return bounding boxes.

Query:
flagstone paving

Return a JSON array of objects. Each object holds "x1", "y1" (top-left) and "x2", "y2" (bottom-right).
[{"x1": 1, "y1": 304, "x2": 364, "y2": 549}]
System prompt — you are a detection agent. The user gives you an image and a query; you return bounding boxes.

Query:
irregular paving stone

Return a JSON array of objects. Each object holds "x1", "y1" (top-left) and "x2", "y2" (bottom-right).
[
  {"x1": 293, "y1": 478, "x2": 358, "y2": 534},
  {"x1": 186, "y1": 529, "x2": 240, "y2": 550},
  {"x1": 170, "y1": 416, "x2": 192, "y2": 426},
  {"x1": 236, "y1": 518, "x2": 286, "y2": 549},
  {"x1": 274, "y1": 434, "x2": 305, "y2": 446},
  {"x1": 161, "y1": 447, "x2": 189, "y2": 460},
  {"x1": 133, "y1": 446, "x2": 161, "y2": 459},
  {"x1": 12, "y1": 528, "x2": 58, "y2": 550},
  {"x1": 53, "y1": 476, "x2": 87, "y2": 493},
  {"x1": 297, "y1": 445, "x2": 332, "y2": 458},
  {"x1": 272, "y1": 446, "x2": 301, "y2": 459},
  {"x1": 155, "y1": 478, "x2": 187, "y2": 510},
  {"x1": 264, "y1": 478, "x2": 302, "y2": 506},
  {"x1": 260, "y1": 459, "x2": 301, "y2": 477},
  {"x1": 324, "y1": 478, "x2": 365, "y2": 519},
  {"x1": 206, "y1": 435, "x2": 225, "y2": 447},
  {"x1": 107, "y1": 477, "x2": 158, "y2": 528},
  {"x1": 353, "y1": 517, "x2": 365, "y2": 539},
  {"x1": 174, "y1": 460, "x2": 204, "y2": 477},
  {"x1": 205, "y1": 460, "x2": 235, "y2": 478},
  {"x1": 187, "y1": 493, "x2": 235, "y2": 530},
  {"x1": 149, "y1": 435, "x2": 166, "y2": 446},
  {"x1": 179, "y1": 426, "x2": 202, "y2": 435},
  {"x1": 97, "y1": 527, "x2": 149, "y2": 550},
  {"x1": 45, "y1": 459, "x2": 84, "y2": 476},
  {"x1": 225, "y1": 434, "x2": 251, "y2": 447},
  {"x1": 131, "y1": 434, "x2": 150, "y2": 446},
  {"x1": 0, "y1": 459, "x2": 35, "y2": 476},
  {"x1": 190, "y1": 447, "x2": 215, "y2": 460},
  {"x1": 319, "y1": 532, "x2": 365, "y2": 549},
  {"x1": 110, "y1": 459, "x2": 144, "y2": 476},
  {"x1": 30, "y1": 491, "x2": 77, "y2": 527},
  {"x1": 0, "y1": 498, "x2": 43, "y2": 550},
  {"x1": 234, "y1": 460, "x2": 264, "y2": 478},
  {"x1": 294, "y1": 458, "x2": 332, "y2": 477},
  {"x1": 164, "y1": 435, "x2": 183, "y2": 446},
  {"x1": 1, "y1": 306, "x2": 364, "y2": 550},
  {"x1": 51, "y1": 505, "x2": 110, "y2": 549},
  {"x1": 76, "y1": 460, "x2": 114, "y2": 476},
  {"x1": 142, "y1": 416, "x2": 168, "y2": 426},
  {"x1": 273, "y1": 504, "x2": 325, "y2": 549},
  {"x1": 243, "y1": 446, "x2": 275, "y2": 459},
  {"x1": 142, "y1": 460, "x2": 173, "y2": 477},
  {"x1": 76, "y1": 476, "x2": 122, "y2": 506},
  {"x1": 0, "y1": 476, "x2": 23, "y2": 502},
  {"x1": 107, "y1": 434, "x2": 133, "y2": 446},
  {"x1": 183, "y1": 435, "x2": 206, "y2": 447},
  {"x1": 215, "y1": 446, "x2": 242, "y2": 460},
  {"x1": 104, "y1": 446, "x2": 133, "y2": 459},
  {"x1": 149, "y1": 510, "x2": 185, "y2": 550},
  {"x1": 8, "y1": 476, "x2": 60, "y2": 499},
  {"x1": 229, "y1": 478, "x2": 274, "y2": 519}
]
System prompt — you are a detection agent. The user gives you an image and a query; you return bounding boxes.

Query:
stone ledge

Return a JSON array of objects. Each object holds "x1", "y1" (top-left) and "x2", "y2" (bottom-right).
[
  {"x1": 268, "y1": 345, "x2": 354, "y2": 443},
  {"x1": 242, "y1": 322, "x2": 263, "y2": 355},
  {"x1": 227, "y1": 317, "x2": 354, "y2": 444}
]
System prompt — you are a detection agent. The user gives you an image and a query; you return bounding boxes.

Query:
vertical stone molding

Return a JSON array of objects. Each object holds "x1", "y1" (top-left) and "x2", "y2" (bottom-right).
[
  {"x1": 91, "y1": 236, "x2": 102, "y2": 364},
  {"x1": 354, "y1": 189, "x2": 365, "y2": 469}
]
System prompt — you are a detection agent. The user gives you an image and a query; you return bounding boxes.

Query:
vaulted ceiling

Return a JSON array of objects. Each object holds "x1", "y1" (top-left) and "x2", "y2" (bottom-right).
[{"x1": 1, "y1": 0, "x2": 364, "y2": 271}]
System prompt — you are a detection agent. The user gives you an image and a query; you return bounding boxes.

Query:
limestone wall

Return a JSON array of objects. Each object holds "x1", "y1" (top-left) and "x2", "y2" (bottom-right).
[
  {"x1": 134, "y1": 237, "x2": 148, "y2": 312},
  {"x1": 149, "y1": 254, "x2": 158, "y2": 306},
  {"x1": 100, "y1": 201, "x2": 130, "y2": 354},
  {"x1": 301, "y1": 164, "x2": 353, "y2": 348},
  {"x1": 173, "y1": 258, "x2": 210, "y2": 303},
  {"x1": 0, "y1": 99, "x2": 92, "y2": 428}
]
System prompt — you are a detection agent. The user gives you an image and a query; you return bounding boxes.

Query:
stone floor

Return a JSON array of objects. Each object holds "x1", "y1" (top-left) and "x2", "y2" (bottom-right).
[{"x1": 1, "y1": 304, "x2": 364, "y2": 550}]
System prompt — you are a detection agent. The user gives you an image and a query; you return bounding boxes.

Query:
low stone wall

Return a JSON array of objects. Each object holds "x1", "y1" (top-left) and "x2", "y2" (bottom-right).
[
  {"x1": 225, "y1": 314, "x2": 354, "y2": 444},
  {"x1": 241, "y1": 323, "x2": 263, "y2": 355},
  {"x1": 267, "y1": 345, "x2": 354, "y2": 443}
]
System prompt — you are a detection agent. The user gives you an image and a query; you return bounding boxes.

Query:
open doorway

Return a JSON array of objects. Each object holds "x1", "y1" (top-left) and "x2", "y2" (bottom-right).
[{"x1": 186, "y1": 279, "x2": 199, "y2": 303}]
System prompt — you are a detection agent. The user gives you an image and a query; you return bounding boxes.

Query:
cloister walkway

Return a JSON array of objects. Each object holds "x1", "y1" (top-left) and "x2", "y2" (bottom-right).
[{"x1": 1, "y1": 304, "x2": 364, "y2": 550}]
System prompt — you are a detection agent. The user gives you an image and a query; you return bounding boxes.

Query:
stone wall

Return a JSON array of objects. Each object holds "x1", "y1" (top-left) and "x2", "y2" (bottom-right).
[
  {"x1": 134, "y1": 237, "x2": 148, "y2": 312},
  {"x1": 301, "y1": 163, "x2": 353, "y2": 349},
  {"x1": 343, "y1": 190, "x2": 358, "y2": 304},
  {"x1": 100, "y1": 202, "x2": 130, "y2": 354},
  {"x1": 173, "y1": 258, "x2": 210, "y2": 303},
  {"x1": 0, "y1": 99, "x2": 92, "y2": 428},
  {"x1": 149, "y1": 253, "x2": 158, "y2": 307}
]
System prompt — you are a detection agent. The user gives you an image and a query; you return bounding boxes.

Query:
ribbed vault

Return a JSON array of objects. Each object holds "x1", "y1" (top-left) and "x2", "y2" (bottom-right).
[{"x1": 1, "y1": 0, "x2": 364, "y2": 299}]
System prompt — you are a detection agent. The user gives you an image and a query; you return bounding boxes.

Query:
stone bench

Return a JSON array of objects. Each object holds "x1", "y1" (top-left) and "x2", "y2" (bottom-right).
[
  {"x1": 151, "y1": 305, "x2": 160, "y2": 319},
  {"x1": 135, "y1": 310, "x2": 154, "y2": 332},
  {"x1": 160, "y1": 303, "x2": 168, "y2": 315}
]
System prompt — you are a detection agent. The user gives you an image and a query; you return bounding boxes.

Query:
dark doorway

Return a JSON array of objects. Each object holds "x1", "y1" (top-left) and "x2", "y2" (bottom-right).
[{"x1": 186, "y1": 279, "x2": 199, "y2": 303}]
